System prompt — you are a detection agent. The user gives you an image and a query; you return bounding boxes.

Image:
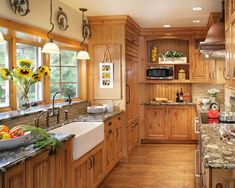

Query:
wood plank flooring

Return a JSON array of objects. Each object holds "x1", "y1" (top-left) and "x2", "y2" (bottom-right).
[{"x1": 99, "y1": 144, "x2": 196, "y2": 188}]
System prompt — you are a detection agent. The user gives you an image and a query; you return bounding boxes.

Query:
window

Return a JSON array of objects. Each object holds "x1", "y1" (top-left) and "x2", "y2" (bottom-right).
[
  {"x1": 0, "y1": 42, "x2": 9, "y2": 107},
  {"x1": 50, "y1": 50, "x2": 79, "y2": 99},
  {"x1": 16, "y1": 43, "x2": 42, "y2": 102}
]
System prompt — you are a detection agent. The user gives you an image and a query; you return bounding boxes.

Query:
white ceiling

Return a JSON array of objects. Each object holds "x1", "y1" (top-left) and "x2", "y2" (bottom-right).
[{"x1": 60, "y1": 0, "x2": 222, "y2": 28}]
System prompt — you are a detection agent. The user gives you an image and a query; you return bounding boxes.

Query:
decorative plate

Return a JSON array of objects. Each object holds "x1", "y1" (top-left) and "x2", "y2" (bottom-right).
[
  {"x1": 9, "y1": 0, "x2": 30, "y2": 16},
  {"x1": 0, "y1": 131, "x2": 32, "y2": 150},
  {"x1": 57, "y1": 7, "x2": 69, "y2": 31}
]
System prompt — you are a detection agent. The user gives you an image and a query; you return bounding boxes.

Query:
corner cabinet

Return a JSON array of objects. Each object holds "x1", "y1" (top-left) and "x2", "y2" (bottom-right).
[{"x1": 144, "y1": 105, "x2": 197, "y2": 143}]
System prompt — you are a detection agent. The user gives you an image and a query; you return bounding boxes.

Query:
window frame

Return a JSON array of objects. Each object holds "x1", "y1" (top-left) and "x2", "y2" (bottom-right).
[
  {"x1": 0, "y1": 18, "x2": 84, "y2": 112},
  {"x1": 15, "y1": 40, "x2": 44, "y2": 103},
  {"x1": 49, "y1": 49, "x2": 80, "y2": 100}
]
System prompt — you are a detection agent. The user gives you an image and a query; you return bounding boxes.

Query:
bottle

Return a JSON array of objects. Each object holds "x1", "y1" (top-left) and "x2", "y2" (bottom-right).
[
  {"x1": 179, "y1": 88, "x2": 184, "y2": 103},
  {"x1": 176, "y1": 90, "x2": 180, "y2": 102}
]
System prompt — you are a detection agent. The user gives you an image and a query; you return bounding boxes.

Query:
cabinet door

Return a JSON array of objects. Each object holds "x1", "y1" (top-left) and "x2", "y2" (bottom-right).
[
  {"x1": 55, "y1": 139, "x2": 72, "y2": 188},
  {"x1": 91, "y1": 142, "x2": 105, "y2": 188},
  {"x1": 168, "y1": 107, "x2": 191, "y2": 140},
  {"x1": 26, "y1": 151, "x2": 55, "y2": 188},
  {"x1": 114, "y1": 114, "x2": 123, "y2": 160},
  {"x1": 72, "y1": 153, "x2": 91, "y2": 188},
  {"x1": 4, "y1": 163, "x2": 25, "y2": 188},
  {"x1": 105, "y1": 119, "x2": 116, "y2": 173},
  {"x1": 146, "y1": 107, "x2": 168, "y2": 140},
  {"x1": 193, "y1": 50, "x2": 207, "y2": 81},
  {"x1": 132, "y1": 121, "x2": 139, "y2": 146},
  {"x1": 127, "y1": 125, "x2": 134, "y2": 153}
]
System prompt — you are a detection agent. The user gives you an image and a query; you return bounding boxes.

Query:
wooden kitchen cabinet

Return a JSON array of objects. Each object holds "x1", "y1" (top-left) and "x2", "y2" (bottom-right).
[
  {"x1": 72, "y1": 142, "x2": 105, "y2": 188},
  {"x1": 90, "y1": 142, "x2": 105, "y2": 188},
  {"x1": 146, "y1": 107, "x2": 168, "y2": 140},
  {"x1": 105, "y1": 119, "x2": 116, "y2": 174},
  {"x1": 127, "y1": 119, "x2": 139, "y2": 154},
  {"x1": 105, "y1": 113, "x2": 124, "y2": 173},
  {"x1": 4, "y1": 163, "x2": 25, "y2": 188},
  {"x1": 26, "y1": 150, "x2": 56, "y2": 188},
  {"x1": 72, "y1": 151, "x2": 92, "y2": 188},
  {"x1": 145, "y1": 105, "x2": 196, "y2": 142},
  {"x1": 168, "y1": 106, "x2": 191, "y2": 140}
]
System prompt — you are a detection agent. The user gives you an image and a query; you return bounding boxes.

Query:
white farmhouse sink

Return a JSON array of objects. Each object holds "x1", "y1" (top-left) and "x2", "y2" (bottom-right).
[{"x1": 49, "y1": 122, "x2": 104, "y2": 160}]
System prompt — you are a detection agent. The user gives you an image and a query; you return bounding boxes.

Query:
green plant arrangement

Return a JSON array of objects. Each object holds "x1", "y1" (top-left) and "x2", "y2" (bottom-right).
[
  {"x1": 160, "y1": 50, "x2": 184, "y2": 58},
  {"x1": 0, "y1": 59, "x2": 50, "y2": 110}
]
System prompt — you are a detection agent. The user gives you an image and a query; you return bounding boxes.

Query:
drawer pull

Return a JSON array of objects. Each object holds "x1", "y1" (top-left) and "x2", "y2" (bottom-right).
[
  {"x1": 109, "y1": 129, "x2": 112, "y2": 134},
  {"x1": 118, "y1": 117, "x2": 121, "y2": 120},
  {"x1": 108, "y1": 122, "x2": 112, "y2": 126}
]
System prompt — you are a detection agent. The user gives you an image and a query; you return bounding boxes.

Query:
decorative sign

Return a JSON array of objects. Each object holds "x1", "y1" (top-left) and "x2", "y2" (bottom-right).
[
  {"x1": 99, "y1": 63, "x2": 113, "y2": 88},
  {"x1": 57, "y1": 7, "x2": 69, "y2": 31},
  {"x1": 10, "y1": 0, "x2": 30, "y2": 16}
]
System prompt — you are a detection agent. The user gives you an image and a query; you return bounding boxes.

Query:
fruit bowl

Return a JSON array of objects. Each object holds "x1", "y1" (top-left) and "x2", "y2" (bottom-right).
[{"x1": 0, "y1": 131, "x2": 32, "y2": 150}]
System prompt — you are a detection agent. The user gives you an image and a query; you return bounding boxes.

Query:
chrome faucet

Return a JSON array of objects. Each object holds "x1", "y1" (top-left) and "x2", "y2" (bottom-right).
[{"x1": 51, "y1": 90, "x2": 72, "y2": 116}]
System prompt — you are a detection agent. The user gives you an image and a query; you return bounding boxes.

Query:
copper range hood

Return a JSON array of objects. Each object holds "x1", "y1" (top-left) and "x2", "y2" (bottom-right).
[{"x1": 200, "y1": 1, "x2": 225, "y2": 59}]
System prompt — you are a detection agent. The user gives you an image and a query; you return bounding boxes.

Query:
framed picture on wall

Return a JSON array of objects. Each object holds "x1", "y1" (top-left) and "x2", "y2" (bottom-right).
[{"x1": 99, "y1": 63, "x2": 114, "y2": 88}]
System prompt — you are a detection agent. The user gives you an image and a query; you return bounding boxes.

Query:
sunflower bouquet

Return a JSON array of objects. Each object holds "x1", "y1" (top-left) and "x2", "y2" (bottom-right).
[{"x1": 0, "y1": 59, "x2": 50, "y2": 110}]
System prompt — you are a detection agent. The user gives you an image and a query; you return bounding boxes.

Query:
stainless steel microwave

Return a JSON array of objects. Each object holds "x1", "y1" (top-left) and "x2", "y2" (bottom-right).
[{"x1": 146, "y1": 66, "x2": 174, "y2": 80}]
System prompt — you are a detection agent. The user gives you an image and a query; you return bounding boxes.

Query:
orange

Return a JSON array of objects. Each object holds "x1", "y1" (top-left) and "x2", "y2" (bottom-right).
[
  {"x1": 0, "y1": 125, "x2": 9, "y2": 133},
  {"x1": 0, "y1": 132, "x2": 11, "y2": 140}
]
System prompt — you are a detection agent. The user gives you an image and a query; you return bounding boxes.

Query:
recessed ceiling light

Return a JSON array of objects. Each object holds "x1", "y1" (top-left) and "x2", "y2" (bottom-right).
[
  {"x1": 163, "y1": 24, "x2": 171, "y2": 28},
  {"x1": 192, "y1": 6, "x2": 203, "y2": 11},
  {"x1": 193, "y1": 20, "x2": 201, "y2": 23}
]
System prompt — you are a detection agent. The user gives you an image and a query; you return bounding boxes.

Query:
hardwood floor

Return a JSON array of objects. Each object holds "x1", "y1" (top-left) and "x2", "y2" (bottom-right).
[{"x1": 99, "y1": 144, "x2": 196, "y2": 188}]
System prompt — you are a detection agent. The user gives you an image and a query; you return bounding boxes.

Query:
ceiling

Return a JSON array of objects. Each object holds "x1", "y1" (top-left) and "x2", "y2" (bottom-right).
[{"x1": 61, "y1": 0, "x2": 222, "y2": 28}]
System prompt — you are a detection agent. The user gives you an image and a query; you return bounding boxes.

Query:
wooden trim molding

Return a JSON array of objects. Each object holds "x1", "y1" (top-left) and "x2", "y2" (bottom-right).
[{"x1": 0, "y1": 17, "x2": 81, "y2": 48}]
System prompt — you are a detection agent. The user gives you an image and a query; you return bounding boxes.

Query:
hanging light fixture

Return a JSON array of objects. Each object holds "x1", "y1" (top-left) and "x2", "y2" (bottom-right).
[
  {"x1": 77, "y1": 8, "x2": 91, "y2": 60},
  {"x1": 0, "y1": 32, "x2": 6, "y2": 44},
  {"x1": 42, "y1": 0, "x2": 60, "y2": 54}
]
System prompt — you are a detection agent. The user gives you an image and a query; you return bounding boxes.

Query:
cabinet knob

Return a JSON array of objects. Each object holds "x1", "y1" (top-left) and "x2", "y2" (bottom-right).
[
  {"x1": 118, "y1": 117, "x2": 121, "y2": 120},
  {"x1": 109, "y1": 129, "x2": 112, "y2": 134},
  {"x1": 108, "y1": 122, "x2": 112, "y2": 126}
]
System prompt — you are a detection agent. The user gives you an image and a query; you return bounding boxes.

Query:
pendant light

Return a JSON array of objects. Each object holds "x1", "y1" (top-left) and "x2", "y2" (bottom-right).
[
  {"x1": 42, "y1": 0, "x2": 60, "y2": 54},
  {"x1": 0, "y1": 32, "x2": 5, "y2": 44},
  {"x1": 77, "y1": 8, "x2": 91, "y2": 60}
]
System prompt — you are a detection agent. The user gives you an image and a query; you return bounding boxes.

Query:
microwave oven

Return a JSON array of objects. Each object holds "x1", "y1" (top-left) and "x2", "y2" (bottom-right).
[{"x1": 146, "y1": 66, "x2": 174, "y2": 80}]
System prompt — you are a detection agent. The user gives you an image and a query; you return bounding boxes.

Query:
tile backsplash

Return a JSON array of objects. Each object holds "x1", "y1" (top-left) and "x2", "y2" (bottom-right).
[
  {"x1": 192, "y1": 84, "x2": 225, "y2": 109},
  {"x1": 224, "y1": 86, "x2": 235, "y2": 111}
]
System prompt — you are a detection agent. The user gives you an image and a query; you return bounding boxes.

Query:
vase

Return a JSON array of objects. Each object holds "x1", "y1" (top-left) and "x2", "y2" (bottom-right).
[
  {"x1": 210, "y1": 96, "x2": 217, "y2": 103},
  {"x1": 17, "y1": 85, "x2": 31, "y2": 111}
]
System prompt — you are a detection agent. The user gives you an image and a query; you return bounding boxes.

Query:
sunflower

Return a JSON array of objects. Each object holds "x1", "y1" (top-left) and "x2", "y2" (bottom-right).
[
  {"x1": 15, "y1": 67, "x2": 32, "y2": 78},
  {"x1": 0, "y1": 68, "x2": 8, "y2": 80},
  {"x1": 31, "y1": 73, "x2": 43, "y2": 82},
  {"x1": 19, "y1": 59, "x2": 33, "y2": 68},
  {"x1": 37, "y1": 66, "x2": 50, "y2": 76}
]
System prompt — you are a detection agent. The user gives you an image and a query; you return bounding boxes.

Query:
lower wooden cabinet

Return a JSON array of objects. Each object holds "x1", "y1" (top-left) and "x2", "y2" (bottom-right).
[
  {"x1": 104, "y1": 113, "x2": 123, "y2": 174},
  {"x1": 72, "y1": 142, "x2": 105, "y2": 188},
  {"x1": 127, "y1": 119, "x2": 139, "y2": 154},
  {"x1": 4, "y1": 163, "x2": 25, "y2": 188},
  {"x1": 145, "y1": 105, "x2": 196, "y2": 142}
]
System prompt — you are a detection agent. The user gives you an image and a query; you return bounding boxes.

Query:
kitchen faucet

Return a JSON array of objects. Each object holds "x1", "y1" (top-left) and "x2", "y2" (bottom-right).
[
  {"x1": 51, "y1": 90, "x2": 72, "y2": 116},
  {"x1": 34, "y1": 90, "x2": 71, "y2": 127}
]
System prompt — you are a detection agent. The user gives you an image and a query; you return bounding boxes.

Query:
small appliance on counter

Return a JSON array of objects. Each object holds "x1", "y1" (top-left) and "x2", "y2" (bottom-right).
[
  {"x1": 201, "y1": 98, "x2": 210, "y2": 110},
  {"x1": 207, "y1": 102, "x2": 220, "y2": 119}
]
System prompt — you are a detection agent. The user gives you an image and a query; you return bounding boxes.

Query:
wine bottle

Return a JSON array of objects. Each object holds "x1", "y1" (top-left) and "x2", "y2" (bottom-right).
[
  {"x1": 179, "y1": 88, "x2": 184, "y2": 103},
  {"x1": 176, "y1": 90, "x2": 180, "y2": 102}
]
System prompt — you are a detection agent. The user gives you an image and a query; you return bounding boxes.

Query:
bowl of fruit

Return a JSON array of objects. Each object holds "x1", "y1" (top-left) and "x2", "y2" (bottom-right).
[{"x1": 0, "y1": 125, "x2": 32, "y2": 150}]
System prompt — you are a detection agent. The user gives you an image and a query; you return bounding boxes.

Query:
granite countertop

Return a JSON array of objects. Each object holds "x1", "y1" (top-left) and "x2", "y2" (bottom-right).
[
  {"x1": 73, "y1": 110, "x2": 123, "y2": 122},
  {"x1": 141, "y1": 102, "x2": 196, "y2": 106},
  {"x1": 0, "y1": 100, "x2": 87, "y2": 121},
  {"x1": 200, "y1": 124, "x2": 235, "y2": 169},
  {"x1": 0, "y1": 110, "x2": 122, "y2": 172}
]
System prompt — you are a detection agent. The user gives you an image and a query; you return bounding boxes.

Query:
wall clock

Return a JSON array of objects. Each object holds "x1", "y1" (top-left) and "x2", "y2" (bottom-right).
[
  {"x1": 9, "y1": 0, "x2": 30, "y2": 16},
  {"x1": 57, "y1": 7, "x2": 69, "y2": 31}
]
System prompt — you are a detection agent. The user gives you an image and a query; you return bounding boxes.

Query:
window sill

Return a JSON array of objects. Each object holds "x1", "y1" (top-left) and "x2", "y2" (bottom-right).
[{"x1": 0, "y1": 100, "x2": 88, "y2": 121}]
